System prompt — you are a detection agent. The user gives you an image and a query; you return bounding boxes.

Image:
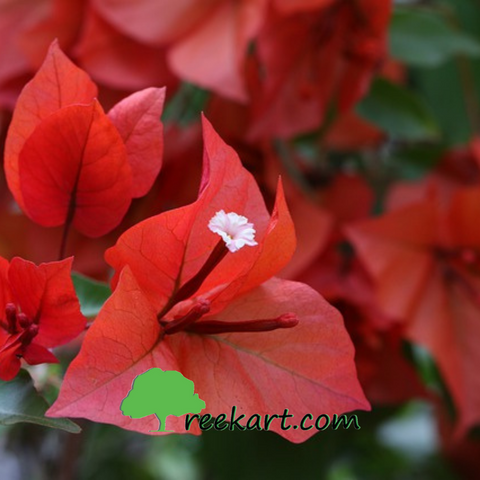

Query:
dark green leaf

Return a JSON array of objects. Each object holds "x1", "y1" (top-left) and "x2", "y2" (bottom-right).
[
  {"x1": 389, "y1": 144, "x2": 445, "y2": 180},
  {"x1": 390, "y1": 7, "x2": 480, "y2": 67},
  {"x1": 162, "y1": 82, "x2": 209, "y2": 126},
  {"x1": 0, "y1": 370, "x2": 80, "y2": 433},
  {"x1": 357, "y1": 78, "x2": 440, "y2": 141},
  {"x1": 72, "y1": 272, "x2": 111, "y2": 318}
]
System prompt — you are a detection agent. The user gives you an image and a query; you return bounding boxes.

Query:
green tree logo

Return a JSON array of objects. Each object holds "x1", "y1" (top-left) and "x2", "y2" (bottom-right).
[{"x1": 120, "y1": 368, "x2": 206, "y2": 432}]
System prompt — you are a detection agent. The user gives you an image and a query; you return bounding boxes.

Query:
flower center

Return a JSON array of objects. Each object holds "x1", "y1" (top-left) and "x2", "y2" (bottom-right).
[
  {"x1": 155, "y1": 211, "x2": 297, "y2": 336},
  {"x1": 208, "y1": 210, "x2": 258, "y2": 253},
  {"x1": 0, "y1": 303, "x2": 38, "y2": 353}
]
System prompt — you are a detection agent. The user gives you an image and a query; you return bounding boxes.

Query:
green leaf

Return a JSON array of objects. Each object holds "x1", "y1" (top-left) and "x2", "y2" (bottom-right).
[
  {"x1": 389, "y1": 145, "x2": 445, "y2": 180},
  {"x1": 390, "y1": 7, "x2": 480, "y2": 67},
  {"x1": 0, "y1": 370, "x2": 80, "y2": 433},
  {"x1": 72, "y1": 272, "x2": 111, "y2": 318},
  {"x1": 162, "y1": 82, "x2": 209, "y2": 126},
  {"x1": 356, "y1": 78, "x2": 440, "y2": 141},
  {"x1": 410, "y1": 62, "x2": 472, "y2": 145}
]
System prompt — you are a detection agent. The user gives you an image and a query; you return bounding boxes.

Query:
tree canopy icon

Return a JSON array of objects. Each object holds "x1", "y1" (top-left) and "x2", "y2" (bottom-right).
[{"x1": 120, "y1": 368, "x2": 205, "y2": 432}]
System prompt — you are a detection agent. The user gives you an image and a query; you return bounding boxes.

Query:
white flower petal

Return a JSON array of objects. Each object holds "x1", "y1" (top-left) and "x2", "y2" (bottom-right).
[{"x1": 208, "y1": 210, "x2": 258, "y2": 252}]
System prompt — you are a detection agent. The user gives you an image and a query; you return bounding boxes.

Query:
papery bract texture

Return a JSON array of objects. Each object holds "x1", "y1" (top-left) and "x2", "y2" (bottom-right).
[
  {"x1": 107, "y1": 87, "x2": 166, "y2": 198},
  {"x1": 4, "y1": 41, "x2": 165, "y2": 238},
  {"x1": 5, "y1": 40, "x2": 97, "y2": 211},
  {"x1": 48, "y1": 117, "x2": 369, "y2": 442},
  {"x1": 18, "y1": 102, "x2": 132, "y2": 237}
]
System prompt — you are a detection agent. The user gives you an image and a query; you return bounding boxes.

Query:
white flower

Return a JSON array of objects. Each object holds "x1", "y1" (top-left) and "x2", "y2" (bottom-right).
[{"x1": 208, "y1": 210, "x2": 258, "y2": 253}]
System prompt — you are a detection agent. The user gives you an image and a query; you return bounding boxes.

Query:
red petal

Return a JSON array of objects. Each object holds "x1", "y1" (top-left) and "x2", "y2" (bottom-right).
[
  {"x1": 169, "y1": 0, "x2": 267, "y2": 102},
  {"x1": 346, "y1": 203, "x2": 437, "y2": 320},
  {"x1": 47, "y1": 267, "x2": 197, "y2": 435},
  {"x1": 0, "y1": 256, "x2": 11, "y2": 317},
  {"x1": 23, "y1": 343, "x2": 59, "y2": 365},
  {"x1": 8, "y1": 257, "x2": 86, "y2": 348},
  {"x1": 4, "y1": 40, "x2": 97, "y2": 210},
  {"x1": 92, "y1": 0, "x2": 216, "y2": 46},
  {"x1": 170, "y1": 277, "x2": 369, "y2": 442},
  {"x1": 75, "y1": 10, "x2": 176, "y2": 91},
  {"x1": 108, "y1": 87, "x2": 165, "y2": 198},
  {"x1": 0, "y1": 341, "x2": 22, "y2": 381},
  {"x1": 18, "y1": 101, "x2": 132, "y2": 237}
]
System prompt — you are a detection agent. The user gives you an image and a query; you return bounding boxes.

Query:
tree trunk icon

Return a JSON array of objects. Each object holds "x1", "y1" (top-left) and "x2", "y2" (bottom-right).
[
  {"x1": 120, "y1": 368, "x2": 205, "y2": 432},
  {"x1": 154, "y1": 414, "x2": 167, "y2": 432}
]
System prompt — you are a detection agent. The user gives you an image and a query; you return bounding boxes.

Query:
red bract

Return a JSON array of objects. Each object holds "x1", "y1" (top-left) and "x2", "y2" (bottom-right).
[
  {"x1": 107, "y1": 87, "x2": 166, "y2": 198},
  {"x1": 92, "y1": 0, "x2": 266, "y2": 102},
  {"x1": 19, "y1": 102, "x2": 131, "y2": 237},
  {"x1": 0, "y1": 256, "x2": 86, "y2": 381},
  {"x1": 248, "y1": 0, "x2": 391, "y2": 139},
  {"x1": 5, "y1": 40, "x2": 98, "y2": 213},
  {"x1": 75, "y1": 9, "x2": 177, "y2": 92},
  {"x1": 0, "y1": 0, "x2": 84, "y2": 107},
  {"x1": 346, "y1": 188, "x2": 480, "y2": 436},
  {"x1": 167, "y1": 0, "x2": 268, "y2": 102},
  {"x1": 47, "y1": 117, "x2": 369, "y2": 442},
  {"x1": 92, "y1": 0, "x2": 217, "y2": 46},
  {"x1": 4, "y1": 41, "x2": 165, "y2": 239}
]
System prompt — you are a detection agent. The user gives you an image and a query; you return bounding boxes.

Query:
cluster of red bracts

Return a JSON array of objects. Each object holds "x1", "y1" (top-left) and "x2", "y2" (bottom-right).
[
  {"x1": 0, "y1": 302, "x2": 50, "y2": 381},
  {"x1": 45, "y1": 118, "x2": 369, "y2": 443},
  {"x1": 0, "y1": 1, "x2": 477, "y2": 463},
  {"x1": 0, "y1": 257, "x2": 86, "y2": 381}
]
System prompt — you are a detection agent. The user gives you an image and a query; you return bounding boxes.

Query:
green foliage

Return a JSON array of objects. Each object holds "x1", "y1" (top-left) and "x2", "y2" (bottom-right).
[
  {"x1": 162, "y1": 83, "x2": 209, "y2": 126},
  {"x1": 196, "y1": 407, "x2": 458, "y2": 480},
  {"x1": 390, "y1": 6, "x2": 480, "y2": 67},
  {"x1": 72, "y1": 272, "x2": 111, "y2": 318},
  {"x1": 357, "y1": 78, "x2": 440, "y2": 141},
  {"x1": 409, "y1": 0, "x2": 480, "y2": 145},
  {"x1": 0, "y1": 370, "x2": 80, "y2": 433},
  {"x1": 388, "y1": 144, "x2": 445, "y2": 180}
]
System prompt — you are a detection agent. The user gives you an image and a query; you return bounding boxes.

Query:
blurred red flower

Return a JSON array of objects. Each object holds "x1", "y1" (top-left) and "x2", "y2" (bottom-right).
[{"x1": 0, "y1": 256, "x2": 86, "y2": 381}]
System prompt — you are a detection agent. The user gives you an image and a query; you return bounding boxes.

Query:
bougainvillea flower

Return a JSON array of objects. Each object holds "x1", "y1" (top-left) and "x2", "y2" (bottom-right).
[
  {"x1": 0, "y1": 256, "x2": 86, "y2": 381},
  {"x1": 337, "y1": 300, "x2": 428, "y2": 405},
  {"x1": 248, "y1": 0, "x2": 391, "y2": 139},
  {"x1": 74, "y1": 9, "x2": 178, "y2": 92},
  {"x1": 4, "y1": 41, "x2": 165, "y2": 239},
  {"x1": 167, "y1": 0, "x2": 268, "y2": 102},
  {"x1": 47, "y1": 117, "x2": 369, "y2": 442},
  {"x1": 297, "y1": 245, "x2": 428, "y2": 405},
  {"x1": 260, "y1": 153, "x2": 425, "y2": 405},
  {"x1": 91, "y1": 0, "x2": 217, "y2": 46},
  {"x1": 91, "y1": 0, "x2": 266, "y2": 102},
  {"x1": 346, "y1": 187, "x2": 480, "y2": 436}
]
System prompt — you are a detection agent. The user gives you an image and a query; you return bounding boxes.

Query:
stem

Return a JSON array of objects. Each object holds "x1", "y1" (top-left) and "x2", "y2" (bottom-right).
[
  {"x1": 157, "y1": 414, "x2": 166, "y2": 432},
  {"x1": 187, "y1": 313, "x2": 299, "y2": 335},
  {"x1": 163, "y1": 299, "x2": 211, "y2": 335},
  {"x1": 58, "y1": 107, "x2": 94, "y2": 260},
  {"x1": 157, "y1": 240, "x2": 228, "y2": 320},
  {"x1": 457, "y1": 55, "x2": 480, "y2": 134},
  {"x1": 58, "y1": 220, "x2": 72, "y2": 261}
]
